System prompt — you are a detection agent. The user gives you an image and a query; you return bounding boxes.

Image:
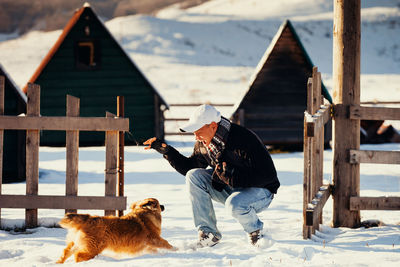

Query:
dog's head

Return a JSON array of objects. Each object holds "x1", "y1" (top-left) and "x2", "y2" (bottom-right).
[{"x1": 130, "y1": 198, "x2": 164, "y2": 213}]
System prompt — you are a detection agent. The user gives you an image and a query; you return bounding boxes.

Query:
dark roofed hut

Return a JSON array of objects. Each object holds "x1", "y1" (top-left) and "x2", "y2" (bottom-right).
[
  {"x1": 0, "y1": 64, "x2": 26, "y2": 183},
  {"x1": 231, "y1": 20, "x2": 332, "y2": 148},
  {"x1": 23, "y1": 3, "x2": 168, "y2": 146}
]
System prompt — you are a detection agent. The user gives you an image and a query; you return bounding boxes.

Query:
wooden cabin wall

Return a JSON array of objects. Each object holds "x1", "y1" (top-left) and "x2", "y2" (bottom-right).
[
  {"x1": 235, "y1": 26, "x2": 312, "y2": 145},
  {"x1": 232, "y1": 23, "x2": 333, "y2": 147},
  {"x1": 35, "y1": 8, "x2": 156, "y2": 146},
  {"x1": 3, "y1": 77, "x2": 26, "y2": 182}
]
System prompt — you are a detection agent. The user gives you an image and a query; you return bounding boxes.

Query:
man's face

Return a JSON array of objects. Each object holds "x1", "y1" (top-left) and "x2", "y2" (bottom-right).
[{"x1": 194, "y1": 122, "x2": 218, "y2": 146}]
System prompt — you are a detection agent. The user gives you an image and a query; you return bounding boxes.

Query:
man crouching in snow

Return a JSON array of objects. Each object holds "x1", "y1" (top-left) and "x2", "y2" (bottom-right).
[{"x1": 144, "y1": 104, "x2": 280, "y2": 247}]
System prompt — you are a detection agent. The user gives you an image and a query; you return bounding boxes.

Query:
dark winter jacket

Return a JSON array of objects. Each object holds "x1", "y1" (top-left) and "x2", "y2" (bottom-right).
[{"x1": 163, "y1": 123, "x2": 280, "y2": 194}]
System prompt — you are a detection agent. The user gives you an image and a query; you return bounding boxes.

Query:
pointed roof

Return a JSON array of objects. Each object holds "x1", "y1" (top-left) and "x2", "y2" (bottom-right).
[
  {"x1": 23, "y1": 4, "x2": 168, "y2": 108},
  {"x1": 0, "y1": 63, "x2": 27, "y2": 104},
  {"x1": 231, "y1": 20, "x2": 331, "y2": 115}
]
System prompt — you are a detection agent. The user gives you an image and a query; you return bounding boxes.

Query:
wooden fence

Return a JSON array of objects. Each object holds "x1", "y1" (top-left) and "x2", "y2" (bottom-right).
[
  {"x1": 303, "y1": 67, "x2": 333, "y2": 239},
  {"x1": 347, "y1": 105, "x2": 400, "y2": 211},
  {"x1": 303, "y1": 66, "x2": 400, "y2": 239},
  {"x1": 0, "y1": 82, "x2": 129, "y2": 228}
]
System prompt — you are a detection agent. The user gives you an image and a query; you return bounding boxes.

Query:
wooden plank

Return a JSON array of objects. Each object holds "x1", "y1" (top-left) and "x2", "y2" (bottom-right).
[
  {"x1": 244, "y1": 111, "x2": 302, "y2": 120},
  {"x1": 350, "y1": 197, "x2": 400, "y2": 211},
  {"x1": 316, "y1": 77, "x2": 324, "y2": 226},
  {"x1": 0, "y1": 76, "x2": 4, "y2": 228},
  {"x1": 303, "y1": 113, "x2": 312, "y2": 239},
  {"x1": 240, "y1": 105, "x2": 307, "y2": 114},
  {"x1": 305, "y1": 111, "x2": 314, "y2": 137},
  {"x1": 312, "y1": 68, "x2": 322, "y2": 231},
  {"x1": 65, "y1": 95, "x2": 80, "y2": 214},
  {"x1": 361, "y1": 101, "x2": 400, "y2": 105},
  {"x1": 307, "y1": 78, "x2": 313, "y2": 113},
  {"x1": 169, "y1": 103, "x2": 234, "y2": 107},
  {"x1": 164, "y1": 118, "x2": 189, "y2": 121},
  {"x1": 117, "y1": 96, "x2": 125, "y2": 217},
  {"x1": 350, "y1": 105, "x2": 400, "y2": 120},
  {"x1": 0, "y1": 195, "x2": 126, "y2": 210},
  {"x1": 0, "y1": 116, "x2": 129, "y2": 131},
  {"x1": 332, "y1": 0, "x2": 361, "y2": 228},
  {"x1": 349, "y1": 150, "x2": 400, "y2": 164},
  {"x1": 312, "y1": 67, "x2": 321, "y2": 114},
  {"x1": 305, "y1": 78, "x2": 316, "y2": 236},
  {"x1": 306, "y1": 185, "x2": 332, "y2": 226},
  {"x1": 105, "y1": 112, "x2": 118, "y2": 216},
  {"x1": 166, "y1": 112, "x2": 304, "y2": 122},
  {"x1": 320, "y1": 104, "x2": 332, "y2": 125},
  {"x1": 239, "y1": 126, "x2": 304, "y2": 131},
  {"x1": 305, "y1": 104, "x2": 331, "y2": 137},
  {"x1": 26, "y1": 83, "x2": 40, "y2": 228}
]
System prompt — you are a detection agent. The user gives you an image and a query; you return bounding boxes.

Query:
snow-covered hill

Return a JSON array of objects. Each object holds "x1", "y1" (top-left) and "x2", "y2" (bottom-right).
[{"x1": 0, "y1": 0, "x2": 399, "y2": 107}]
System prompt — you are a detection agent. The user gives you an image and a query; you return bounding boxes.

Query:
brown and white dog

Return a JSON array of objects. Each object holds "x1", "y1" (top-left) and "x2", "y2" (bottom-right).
[{"x1": 57, "y1": 198, "x2": 175, "y2": 263}]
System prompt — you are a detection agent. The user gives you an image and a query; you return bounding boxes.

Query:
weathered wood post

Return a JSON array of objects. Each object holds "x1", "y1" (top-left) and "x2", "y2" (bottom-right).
[
  {"x1": 26, "y1": 83, "x2": 40, "y2": 228},
  {"x1": 0, "y1": 76, "x2": 4, "y2": 227},
  {"x1": 332, "y1": 0, "x2": 361, "y2": 227},
  {"x1": 117, "y1": 96, "x2": 125, "y2": 217},
  {"x1": 105, "y1": 112, "x2": 118, "y2": 216},
  {"x1": 303, "y1": 78, "x2": 313, "y2": 239},
  {"x1": 66, "y1": 95, "x2": 80, "y2": 214}
]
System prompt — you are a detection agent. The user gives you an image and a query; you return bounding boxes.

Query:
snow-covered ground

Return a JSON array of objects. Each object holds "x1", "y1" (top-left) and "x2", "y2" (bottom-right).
[
  {"x1": 0, "y1": 143, "x2": 399, "y2": 266},
  {"x1": 0, "y1": 0, "x2": 399, "y2": 266}
]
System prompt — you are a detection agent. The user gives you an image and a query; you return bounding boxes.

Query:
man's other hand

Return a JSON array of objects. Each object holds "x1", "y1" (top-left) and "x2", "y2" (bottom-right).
[{"x1": 143, "y1": 137, "x2": 169, "y2": 154}]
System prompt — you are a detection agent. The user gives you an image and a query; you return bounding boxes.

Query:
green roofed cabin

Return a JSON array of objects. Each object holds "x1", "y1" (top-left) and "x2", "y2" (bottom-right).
[
  {"x1": 230, "y1": 20, "x2": 332, "y2": 149},
  {"x1": 1, "y1": 64, "x2": 26, "y2": 183},
  {"x1": 23, "y1": 3, "x2": 168, "y2": 146}
]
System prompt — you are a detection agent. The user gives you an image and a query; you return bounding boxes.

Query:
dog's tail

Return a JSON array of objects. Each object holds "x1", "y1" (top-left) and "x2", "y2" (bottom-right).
[{"x1": 59, "y1": 213, "x2": 92, "y2": 229}]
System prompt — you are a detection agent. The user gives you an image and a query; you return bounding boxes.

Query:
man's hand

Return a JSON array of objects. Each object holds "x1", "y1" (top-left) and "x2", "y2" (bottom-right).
[{"x1": 143, "y1": 137, "x2": 169, "y2": 154}]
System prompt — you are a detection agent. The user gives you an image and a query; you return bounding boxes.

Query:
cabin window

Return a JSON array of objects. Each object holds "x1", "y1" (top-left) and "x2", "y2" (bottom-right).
[{"x1": 75, "y1": 40, "x2": 100, "y2": 70}]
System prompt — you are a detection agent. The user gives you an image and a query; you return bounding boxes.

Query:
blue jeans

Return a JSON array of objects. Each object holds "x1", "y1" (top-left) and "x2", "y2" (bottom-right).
[{"x1": 186, "y1": 168, "x2": 274, "y2": 239}]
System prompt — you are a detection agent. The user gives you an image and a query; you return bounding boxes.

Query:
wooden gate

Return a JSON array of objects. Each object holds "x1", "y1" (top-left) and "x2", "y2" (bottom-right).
[
  {"x1": 303, "y1": 66, "x2": 400, "y2": 239},
  {"x1": 303, "y1": 67, "x2": 333, "y2": 239}
]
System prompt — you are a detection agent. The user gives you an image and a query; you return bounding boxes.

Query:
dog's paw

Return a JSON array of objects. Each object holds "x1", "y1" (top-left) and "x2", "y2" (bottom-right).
[{"x1": 171, "y1": 246, "x2": 179, "y2": 251}]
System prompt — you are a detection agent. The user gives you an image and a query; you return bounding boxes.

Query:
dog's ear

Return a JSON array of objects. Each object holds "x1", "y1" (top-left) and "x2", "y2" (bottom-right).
[{"x1": 141, "y1": 199, "x2": 159, "y2": 211}]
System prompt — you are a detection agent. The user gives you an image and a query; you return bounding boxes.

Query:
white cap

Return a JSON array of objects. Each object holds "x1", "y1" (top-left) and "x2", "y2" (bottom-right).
[{"x1": 180, "y1": 104, "x2": 221, "y2": 132}]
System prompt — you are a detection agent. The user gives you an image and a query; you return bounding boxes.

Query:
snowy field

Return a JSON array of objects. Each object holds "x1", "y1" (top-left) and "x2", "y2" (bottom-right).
[
  {"x1": 0, "y1": 143, "x2": 399, "y2": 266},
  {"x1": 0, "y1": 0, "x2": 400, "y2": 266}
]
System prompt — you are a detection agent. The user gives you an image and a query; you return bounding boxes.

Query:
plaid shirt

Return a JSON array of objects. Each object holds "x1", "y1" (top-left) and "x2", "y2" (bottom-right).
[{"x1": 206, "y1": 117, "x2": 231, "y2": 165}]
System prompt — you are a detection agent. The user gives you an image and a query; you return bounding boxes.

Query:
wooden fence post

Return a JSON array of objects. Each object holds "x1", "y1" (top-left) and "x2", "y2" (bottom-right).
[
  {"x1": 313, "y1": 68, "x2": 324, "y2": 225},
  {"x1": 105, "y1": 112, "x2": 118, "y2": 216},
  {"x1": 117, "y1": 96, "x2": 125, "y2": 217},
  {"x1": 66, "y1": 95, "x2": 80, "y2": 214},
  {"x1": 0, "y1": 76, "x2": 4, "y2": 228},
  {"x1": 303, "y1": 78, "x2": 313, "y2": 239},
  {"x1": 26, "y1": 83, "x2": 40, "y2": 228},
  {"x1": 332, "y1": 0, "x2": 361, "y2": 228}
]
